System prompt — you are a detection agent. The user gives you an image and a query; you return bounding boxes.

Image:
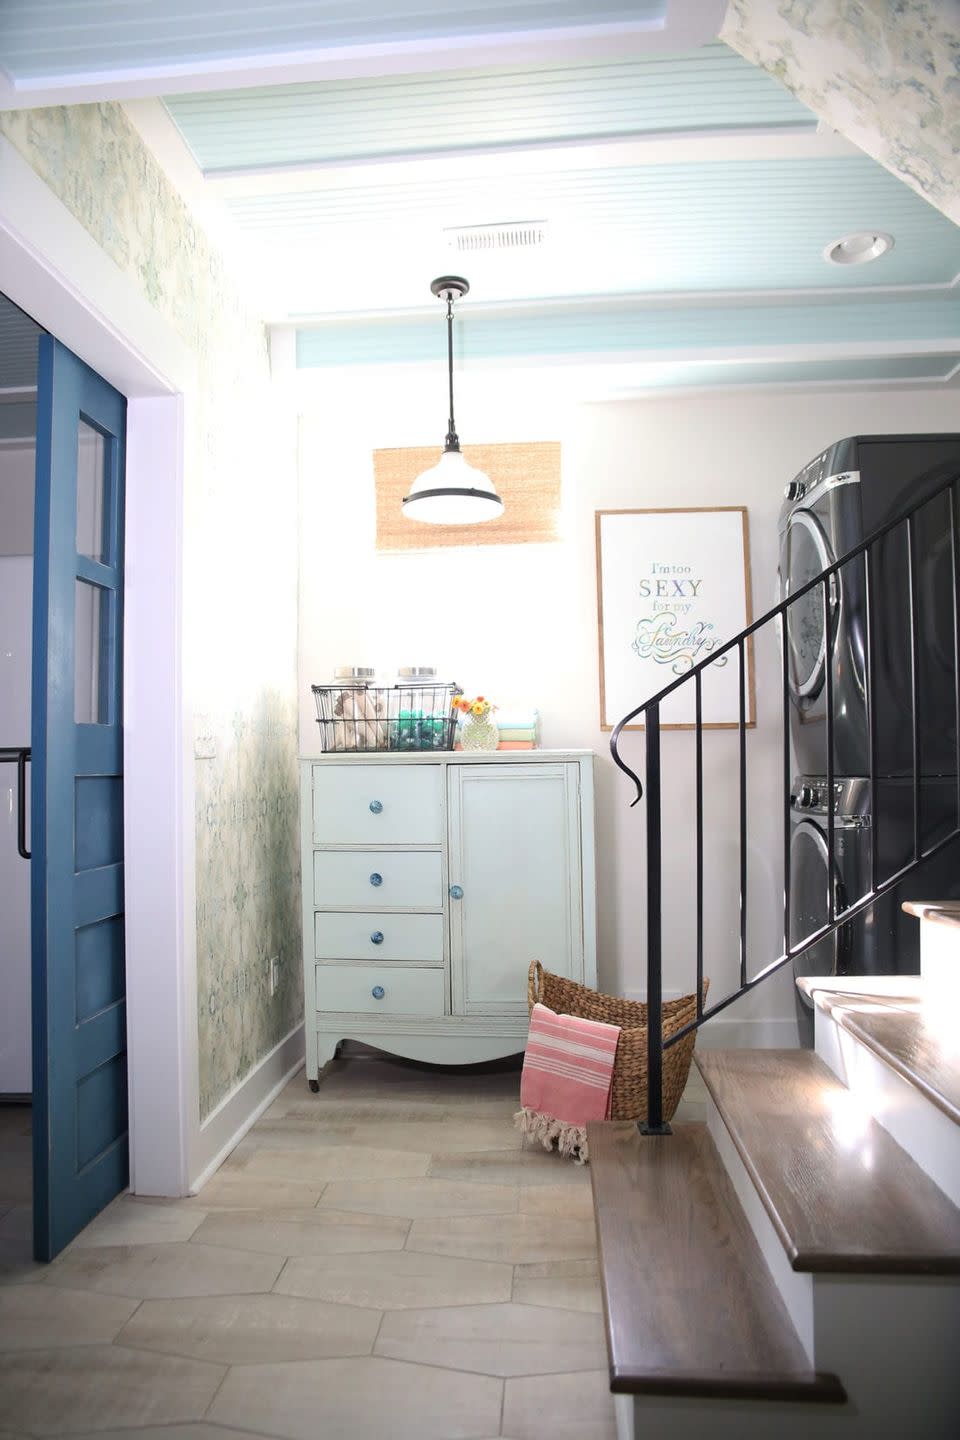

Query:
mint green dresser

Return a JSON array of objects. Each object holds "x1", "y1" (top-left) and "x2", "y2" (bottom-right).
[{"x1": 299, "y1": 751, "x2": 597, "y2": 1085}]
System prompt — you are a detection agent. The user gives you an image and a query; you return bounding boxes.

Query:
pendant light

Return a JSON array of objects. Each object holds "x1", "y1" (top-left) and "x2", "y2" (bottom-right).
[{"x1": 402, "y1": 277, "x2": 504, "y2": 525}]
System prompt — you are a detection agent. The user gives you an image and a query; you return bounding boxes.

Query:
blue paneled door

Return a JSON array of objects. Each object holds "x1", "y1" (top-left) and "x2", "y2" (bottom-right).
[{"x1": 32, "y1": 336, "x2": 127, "y2": 1261}]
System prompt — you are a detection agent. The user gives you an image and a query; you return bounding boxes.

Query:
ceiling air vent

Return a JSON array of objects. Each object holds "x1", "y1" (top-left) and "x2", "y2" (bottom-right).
[{"x1": 444, "y1": 222, "x2": 547, "y2": 254}]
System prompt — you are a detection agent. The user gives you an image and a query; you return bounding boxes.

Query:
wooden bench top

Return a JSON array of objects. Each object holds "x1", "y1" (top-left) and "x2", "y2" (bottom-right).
[
  {"x1": 586, "y1": 1120, "x2": 844, "y2": 1403},
  {"x1": 697, "y1": 1049, "x2": 960, "y2": 1274}
]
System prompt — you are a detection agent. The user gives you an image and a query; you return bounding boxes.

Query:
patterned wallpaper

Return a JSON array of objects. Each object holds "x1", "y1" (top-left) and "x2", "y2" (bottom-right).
[
  {"x1": 0, "y1": 102, "x2": 303, "y2": 1121},
  {"x1": 722, "y1": 1, "x2": 960, "y2": 227}
]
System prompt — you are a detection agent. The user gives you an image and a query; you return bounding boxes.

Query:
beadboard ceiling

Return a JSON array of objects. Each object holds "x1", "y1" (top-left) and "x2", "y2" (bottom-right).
[
  {"x1": 156, "y1": 39, "x2": 960, "y2": 392},
  {"x1": 0, "y1": 293, "x2": 42, "y2": 393},
  {"x1": 2, "y1": 2, "x2": 956, "y2": 394}
]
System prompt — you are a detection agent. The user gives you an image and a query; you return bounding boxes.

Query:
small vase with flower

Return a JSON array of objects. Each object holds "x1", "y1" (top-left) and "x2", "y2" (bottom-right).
[{"x1": 455, "y1": 695, "x2": 499, "y2": 752}]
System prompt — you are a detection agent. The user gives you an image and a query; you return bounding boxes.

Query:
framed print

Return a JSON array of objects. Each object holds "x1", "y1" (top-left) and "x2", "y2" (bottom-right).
[{"x1": 596, "y1": 507, "x2": 755, "y2": 731}]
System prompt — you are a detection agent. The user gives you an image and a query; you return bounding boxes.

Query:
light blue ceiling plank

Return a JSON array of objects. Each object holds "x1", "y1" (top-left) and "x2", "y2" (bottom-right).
[
  {"x1": 651, "y1": 356, "x2": 958, "y2": 388},
  {"x1": 295, "y1": 295, "x2": 960, "y2": 367},
  {"x1": 1, "y1": 2, "x2": 666, "y2": 78},
  {"x1": 230, "y1": 157, "x2": 960, "y2": 293},
  {"x1": 164, "y1": 44, "x2": 812, "y2": 170}
]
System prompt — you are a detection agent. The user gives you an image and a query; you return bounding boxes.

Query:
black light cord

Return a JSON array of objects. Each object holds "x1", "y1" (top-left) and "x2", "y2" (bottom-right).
[{"x1": 444, "y1": 290, "x2": 460, "y2": 453}]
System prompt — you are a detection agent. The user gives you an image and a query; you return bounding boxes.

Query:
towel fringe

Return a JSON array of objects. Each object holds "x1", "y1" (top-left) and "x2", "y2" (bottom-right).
[{"x1": 514, "y1": 1106, "x2": 589, "y2": 1164}]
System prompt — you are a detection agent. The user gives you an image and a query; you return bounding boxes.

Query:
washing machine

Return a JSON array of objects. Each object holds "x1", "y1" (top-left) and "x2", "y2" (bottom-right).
[
  {"x1": 779, "y1": 434, "x2": 960, "y2": 781},
  {"x1": 790, "y1": 774, "x2": 960, "y2": 1044}
]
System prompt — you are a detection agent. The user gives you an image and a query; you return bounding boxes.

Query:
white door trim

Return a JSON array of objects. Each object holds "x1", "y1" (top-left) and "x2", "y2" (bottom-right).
[{"x1": 0, "y1": 132, "x2": 196, "y2": 1196}]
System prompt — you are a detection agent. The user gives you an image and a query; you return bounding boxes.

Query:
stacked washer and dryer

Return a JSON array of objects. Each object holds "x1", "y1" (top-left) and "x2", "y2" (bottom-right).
[{"x1": 779, "y1": 434, "x2": 960, "y2": 1043}]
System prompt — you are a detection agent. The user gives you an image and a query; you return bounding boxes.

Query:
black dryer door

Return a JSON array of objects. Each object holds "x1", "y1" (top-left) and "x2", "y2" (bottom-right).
[{"x1": 790, "y1": 818, "x2": 852, "y2": 984}]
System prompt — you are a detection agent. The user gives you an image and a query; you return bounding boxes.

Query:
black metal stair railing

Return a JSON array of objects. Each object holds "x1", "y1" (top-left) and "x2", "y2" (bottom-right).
[{"x1": 611, "y1": 470, "x2": 960, "y2": 1135}]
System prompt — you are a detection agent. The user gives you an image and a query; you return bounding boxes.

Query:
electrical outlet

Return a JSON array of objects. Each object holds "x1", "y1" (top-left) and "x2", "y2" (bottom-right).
[{"x1": 269, "y1": 954, "x2": 280, "y2": 997}]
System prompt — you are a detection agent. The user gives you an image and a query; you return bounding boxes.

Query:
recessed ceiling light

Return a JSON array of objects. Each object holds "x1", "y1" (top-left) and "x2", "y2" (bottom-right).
[{"x1": 824, "y1": 231, "x2": 895, "y2": 265}]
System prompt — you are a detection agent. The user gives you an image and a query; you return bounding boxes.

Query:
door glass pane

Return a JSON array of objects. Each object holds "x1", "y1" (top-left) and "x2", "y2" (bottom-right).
[
  {"x1": 76, "y1": 420, "x2": 106, "y2": 562},
  {"x1": 75, "y1": 579, "x2": 107, "y2": 723}
]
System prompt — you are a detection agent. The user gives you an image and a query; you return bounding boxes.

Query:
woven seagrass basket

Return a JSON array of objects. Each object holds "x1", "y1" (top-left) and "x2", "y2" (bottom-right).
[{"x1": 527, "y1": 960, "x2": 709, "y2": 1124}]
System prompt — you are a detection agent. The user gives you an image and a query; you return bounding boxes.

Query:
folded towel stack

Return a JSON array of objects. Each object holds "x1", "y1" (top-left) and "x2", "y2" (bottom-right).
[
  {"x1": 495, "y1": 709, "x2": 539, "y2": 750},
  {"x1": 454, "y1": 708, "x2": 540, "y2": 751}
]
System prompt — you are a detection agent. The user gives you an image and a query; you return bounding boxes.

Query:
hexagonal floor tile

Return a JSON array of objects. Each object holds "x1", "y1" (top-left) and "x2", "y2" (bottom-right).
[
  {"x1": 186, "y1": 1173, "x2": 325, "y2": 1210},
  {"x1": 0, "y1": 1345, "x2": 224, "y2": 1433},
  {"x1": 512, "y1": 1258, "x2": 603, "y2": 1314},
  {"x1": 189, "y1": 1207, "x2": 408, "y2": 1257},
  {"x1": 503, "y1": 1370, "x2": 617, "y2": 1439},
  {"x1": 40, "y1": 1426, "x2": 271, "y2": 1440},
  {"x1": 0, "y1": 1284, "x2": 138, "y2": 1351},
  {"x1": 519, "y1": 1185, "x2": 596, "y2": 1220},
  {"x1": 209, "y1": 1356, "x2": 503, "y2": 1440},
  {"x1": 428, "y1": 1149, "x2": 592, "y2": 1187},
  {"x1": 376, "y1": 1302, "x2": 607, "y2": 1376},
  {"x1": 237, "y1": 1144, "x2": 431, "y2": 1183},
  {"x1": 317, "y1": 1178, "x2": 519, "y2": 1220},
  {"x1": 70, "y1": 1195, "x2": 207, "y2": 1249},
  {"x1": 275, "y1": 1249, "x2": 512, "y2": 1309},
  {"x1": 42, "y1": 1241, "x2": 282, "y2": 1299},
  {"x1": 116, "y1": 1292, "x2": 380, "y2": 1365},
  {"x1": 407, "y1": 1212, "x2": 597, "y2": 1265}
]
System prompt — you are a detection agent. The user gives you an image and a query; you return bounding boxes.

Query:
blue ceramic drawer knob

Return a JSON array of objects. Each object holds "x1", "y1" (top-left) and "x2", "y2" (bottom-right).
[
  {"x1": 370, "y1": 931, "x2": 384, "y2": 945},
  {"x1": 369, "y1": 800, "x2": 383, "y2": 814},
  {"x1": 449, "y1": 884, "x2": 464, "y2": 900},
  {"x1": 369, "y1": 872, "x2": 383, "y2": 887},
  {"x1": 372, "y1": 985, "x2": 385, "y2": 1000}
]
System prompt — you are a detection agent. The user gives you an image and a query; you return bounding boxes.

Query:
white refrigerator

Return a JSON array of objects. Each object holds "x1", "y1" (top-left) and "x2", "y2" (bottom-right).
[{"x1": 0, "y1": 554, "x2": 32, "y2": 1094}]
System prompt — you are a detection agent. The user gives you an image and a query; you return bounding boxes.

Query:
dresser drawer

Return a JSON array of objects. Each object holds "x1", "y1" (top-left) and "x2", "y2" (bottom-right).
[
  {"x1": 317, "y1": 964, "x2": 444, "y2": 1016},
  {"x1": 312, "y1": 764, "x2": 442, "y2": 845},
  {"x1": 313, "y1": 850, "x2": 442, "y2": 909},
  {"x1": 315, "y1": 911, "x2": 444, "y2": 964}
]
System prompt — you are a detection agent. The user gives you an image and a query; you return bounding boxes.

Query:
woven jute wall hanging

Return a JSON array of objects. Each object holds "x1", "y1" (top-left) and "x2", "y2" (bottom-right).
[{"x1": 374, "y1": 441, "x2": 561, "y2": 551}]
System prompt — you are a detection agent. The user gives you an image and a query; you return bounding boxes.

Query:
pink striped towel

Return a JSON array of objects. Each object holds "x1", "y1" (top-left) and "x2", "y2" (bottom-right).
[{"x1": 514, "y1": 1002, "x2": 621, "y2": 1163}]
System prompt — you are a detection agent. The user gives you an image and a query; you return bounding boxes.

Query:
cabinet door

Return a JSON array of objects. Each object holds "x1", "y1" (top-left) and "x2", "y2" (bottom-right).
[{"x1": 448, "y1": 763, "x2": 583, "y2": 1015}]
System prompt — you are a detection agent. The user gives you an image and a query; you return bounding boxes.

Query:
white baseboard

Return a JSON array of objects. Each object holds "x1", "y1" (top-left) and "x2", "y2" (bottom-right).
[
  {"x1": 188, "y1": 1023, "x2": 305, "y2": 1193},
  {"x1": 695, "y1": 1016, "x2": 800, "y2": 1049},
  {"x1": 623, "y1": 990, "x2": 800, "y2": 1051}
]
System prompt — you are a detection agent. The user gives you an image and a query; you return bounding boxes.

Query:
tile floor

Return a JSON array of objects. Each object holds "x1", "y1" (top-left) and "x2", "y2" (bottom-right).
[{"x1": 0, "y1": 1051, "x2": 707, "y2": 1439}]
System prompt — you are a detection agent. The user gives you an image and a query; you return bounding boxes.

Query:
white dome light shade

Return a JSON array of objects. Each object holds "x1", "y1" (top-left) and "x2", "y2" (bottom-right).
[{"x1": 402, "y1": 448, "x2": 504, "y2": 525}]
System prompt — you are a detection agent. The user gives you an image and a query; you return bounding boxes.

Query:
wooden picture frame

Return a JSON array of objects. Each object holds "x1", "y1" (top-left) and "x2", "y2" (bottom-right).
[{"x1": 596, "y1": 507, "x2": 755, "y2": 731}]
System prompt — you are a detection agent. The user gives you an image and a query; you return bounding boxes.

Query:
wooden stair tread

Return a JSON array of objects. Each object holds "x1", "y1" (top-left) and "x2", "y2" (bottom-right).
[
  {"x1": 902, "y1": 899, "x2": 960, "y2": 931},
  {"x1": 586, "y1": 1120, "x2": 844, "y2": 1402},
  {"x1": 812, "y1": 990, "x2": 960, "y2": 1128},
  {"x1": 697, "y1": 1049, "x2": 960, "y2": 1274}
]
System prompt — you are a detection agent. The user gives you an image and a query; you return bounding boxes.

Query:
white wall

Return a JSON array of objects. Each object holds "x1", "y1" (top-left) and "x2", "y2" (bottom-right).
[{"x1": 298, "y1": 374, "x2": 960, "y2": 1042}]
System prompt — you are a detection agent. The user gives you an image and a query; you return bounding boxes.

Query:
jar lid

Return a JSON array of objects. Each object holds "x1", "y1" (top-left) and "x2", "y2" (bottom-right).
[
  {"x1": 397, "y1": 666, "x2": 436, "y2": 679},
  {"x1": 333, "y1": 666, "x2": 375, "y2": 680}
]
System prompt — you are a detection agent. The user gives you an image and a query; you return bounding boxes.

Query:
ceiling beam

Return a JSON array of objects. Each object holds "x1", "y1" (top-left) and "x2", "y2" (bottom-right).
[
  {"x1": 203, "y1": 124, "x2": 859, "y2": 198},
  {"x1": 0, "y1": 2, "x2": 726, "y2": 109}
]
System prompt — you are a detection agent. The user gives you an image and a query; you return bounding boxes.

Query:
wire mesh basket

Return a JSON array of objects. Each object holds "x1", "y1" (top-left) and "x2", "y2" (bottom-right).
[{"x1": 312, "y1": 668, "x2": 462, "y2": 753}]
